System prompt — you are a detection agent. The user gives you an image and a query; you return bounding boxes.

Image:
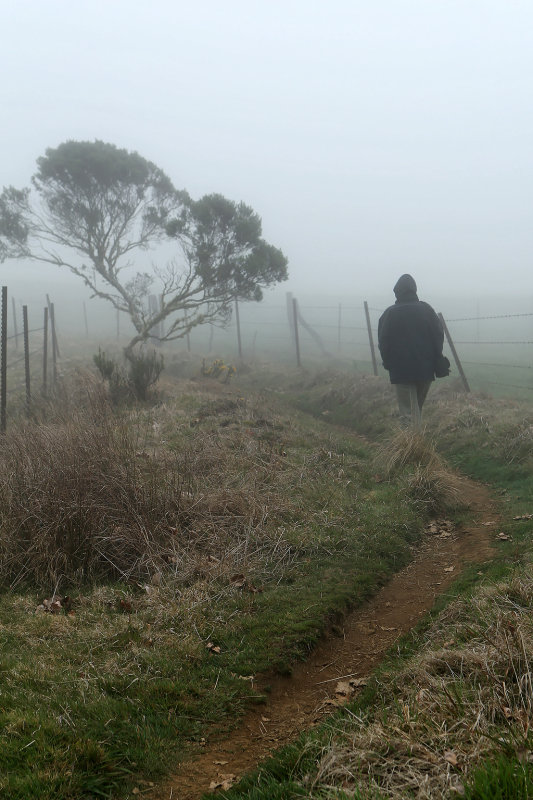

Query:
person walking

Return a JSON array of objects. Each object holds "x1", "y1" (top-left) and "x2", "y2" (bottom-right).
[{"x1": 378, "y1": 274, "x2": 446, "y2": 426}]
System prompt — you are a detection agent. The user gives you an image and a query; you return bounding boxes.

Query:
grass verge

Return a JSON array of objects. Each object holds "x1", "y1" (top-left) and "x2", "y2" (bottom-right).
[
  {"x1": 214, "y1": 367, "x2": 533, "y2": 799},
  {"x1": 0, "y1": 372, "x2": 431, "y2": 799}
]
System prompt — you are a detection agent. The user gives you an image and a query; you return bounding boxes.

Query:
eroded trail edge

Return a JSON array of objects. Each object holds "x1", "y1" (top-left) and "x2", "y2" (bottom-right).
[{"x1": 154, "y1": 479, "x2": 495, "y2": 800}]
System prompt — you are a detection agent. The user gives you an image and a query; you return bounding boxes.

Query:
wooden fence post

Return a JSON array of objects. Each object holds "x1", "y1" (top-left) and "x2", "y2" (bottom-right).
[
  {"x1": 292, "y1": 297, "x2": 301, "y2": 367},
  {"x1": 235, "y1": 297, "x2": 242, "y2": 359},
  {"x1": 46, "y1": 295, "x2": 61, "y2": 358},
  {"x1": 23, "y1": 305, "x2": 31, "y2": 415},
  {"x1": 43, "y1": 306, "x2": 48, "y2": 396},
  {"x1": 438, "y1": 313, "x2": 470, "y2": 393},
  {"x1": 364, "y1": 301, "x2": 378, "y2": 376},
  {"x1": 1, "y1": 287, "x2": 7, "y2": 433}
]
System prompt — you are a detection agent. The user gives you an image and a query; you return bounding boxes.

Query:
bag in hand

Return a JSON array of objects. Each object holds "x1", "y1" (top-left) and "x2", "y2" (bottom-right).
[{"x1": 435, "y1": 354, "x2": 451, "y2": 378}]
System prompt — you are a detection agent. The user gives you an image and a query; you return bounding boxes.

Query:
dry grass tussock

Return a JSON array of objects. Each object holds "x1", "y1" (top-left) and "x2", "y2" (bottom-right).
[
  {"x1": 308, "y1": 571, "x2": 533, "y2": 798},
  {"x1": 375, "y1": 428, "x2": 467, "y2": 513},
  {"x1": 0, "y1": 374, "x2": 302, "y2": 590}
]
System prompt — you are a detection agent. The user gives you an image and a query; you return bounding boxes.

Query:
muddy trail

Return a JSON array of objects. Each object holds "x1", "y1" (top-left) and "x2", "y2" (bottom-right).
[{"x1": 152, "y1": 479, "x2": 496, "y2": 800}]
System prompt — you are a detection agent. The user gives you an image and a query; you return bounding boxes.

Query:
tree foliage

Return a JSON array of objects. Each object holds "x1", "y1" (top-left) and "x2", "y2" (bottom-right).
[{"x1": 0, "y1": 140, "x2": 288, "y2": 357}]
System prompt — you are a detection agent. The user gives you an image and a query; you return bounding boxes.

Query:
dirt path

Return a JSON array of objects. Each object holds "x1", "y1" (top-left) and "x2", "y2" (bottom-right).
[{"x1": 153, "y1": 479, "x2": 496, "y2": 800}]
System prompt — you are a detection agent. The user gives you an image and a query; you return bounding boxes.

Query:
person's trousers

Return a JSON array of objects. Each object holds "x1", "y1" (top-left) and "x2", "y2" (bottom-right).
[{"x1": 395, "y1": 382, "x2": 432, "y2": 427}]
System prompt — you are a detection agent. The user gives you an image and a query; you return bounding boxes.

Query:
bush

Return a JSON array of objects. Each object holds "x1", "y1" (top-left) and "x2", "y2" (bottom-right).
[
  {"x1": 93, "y1": 348, "x2": 164, "y2": 402},
  {"x1": 93, "y1": 349, "x2": 132, "y2": 404},
  {"x1": 127, "y1": 349, "x2": 164, "y2": 401}
]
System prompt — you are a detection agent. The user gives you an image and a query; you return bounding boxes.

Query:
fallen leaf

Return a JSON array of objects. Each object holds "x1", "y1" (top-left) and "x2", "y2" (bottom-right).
[
  {"x1": 497, "y1": 532, "x2": 511, "y2": 541},
  {"x1": 209, "y1": 773, "x2": 236, "y2": 792},
  {"x1": 230, "y1": 573, "x2": 246, "y2": 588},
  {"x1": 335, "y1": 681, "x2": 352, "y2": 697},
  {"x1": 482, "y1": 520, "x2": 496, "y2": 526},
  {"x1": 206, "y1": 642, "x2": 221, "y2": 654},
  {"x1": 514, "y1": 514, "x2": 533, "y2": 520},
  {"x1": 444, "y1": 566, "x2": 455, "y2": 573},
  {"x1": 213, "y1": 760, "x2": 228, "y2": 766}
]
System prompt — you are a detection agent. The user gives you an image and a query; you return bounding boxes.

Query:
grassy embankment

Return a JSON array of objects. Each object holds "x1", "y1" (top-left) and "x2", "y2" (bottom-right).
[
  {"x1": 0, "y1": 366, "x2": 445, "y2": 800},
  {"x1": 217, "y1": 368, "x2": 533, "y2": 799}
]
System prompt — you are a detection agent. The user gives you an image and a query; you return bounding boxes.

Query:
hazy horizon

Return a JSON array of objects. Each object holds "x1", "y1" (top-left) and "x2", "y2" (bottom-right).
[{"x1": 2, "y1": 0, "x2": 532, "y2": 301}]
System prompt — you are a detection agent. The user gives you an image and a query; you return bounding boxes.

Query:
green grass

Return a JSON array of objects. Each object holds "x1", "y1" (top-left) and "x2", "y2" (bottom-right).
[
  {"x1": 0, "y1": 379, "x2": 429, "y2": 799},
  {"x1": 212, "y1": 366, "x2": 533, "y2": 800},
  {"x1": 4, "y1": 359, "x2": 533, "y2": 799}
]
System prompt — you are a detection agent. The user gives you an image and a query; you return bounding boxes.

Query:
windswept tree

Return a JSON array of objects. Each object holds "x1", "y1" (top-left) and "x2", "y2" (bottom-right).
[{"x1": 0, "y1": 140, "x2": 288, "y2": 359}]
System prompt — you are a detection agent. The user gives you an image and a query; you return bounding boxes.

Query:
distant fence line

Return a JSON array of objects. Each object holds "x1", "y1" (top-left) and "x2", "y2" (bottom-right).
[
  {"x1": 0, "y1": 286, "x2": 59, "y2": 432},
  {"x1": 2, "y1": 285, "x2": 533, "y2": 433}
]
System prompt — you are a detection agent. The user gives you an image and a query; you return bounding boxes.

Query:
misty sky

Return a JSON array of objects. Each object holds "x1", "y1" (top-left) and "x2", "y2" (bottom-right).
[{"x1": 1, "y1": 0, "x2": 532, "y2": 303}]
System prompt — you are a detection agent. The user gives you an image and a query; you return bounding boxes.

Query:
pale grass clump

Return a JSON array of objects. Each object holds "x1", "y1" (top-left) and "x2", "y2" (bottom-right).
[
  {"x1": 304, "y1": 573, "x2": 533, "y2": 799},
  {"x1": 375, "y1": 429, "x2": 468, "y2": 513}
]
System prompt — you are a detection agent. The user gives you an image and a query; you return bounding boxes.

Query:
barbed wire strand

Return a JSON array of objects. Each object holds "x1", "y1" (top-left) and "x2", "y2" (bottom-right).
[{"x1": 447, "y1": 312, "x2": 533, "y2": 322}]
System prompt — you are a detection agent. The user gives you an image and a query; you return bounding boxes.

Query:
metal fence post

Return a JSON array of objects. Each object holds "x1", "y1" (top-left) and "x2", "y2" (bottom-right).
[
  {"x1": 43, "y1": 306, "x2": 48, "y2": 396},
  {"x1": 11, "y1": 296, "x2": 18, "y2": 350},
  {"x1": 235, "y1": 297, "x2": 242, "y2": 359},
  {"x1": 286, "y1": 291, "x2": 295, "y2": 343},
  {"x1": 292, "y1": 297, "x2": 301, "y2": 367},
  {"x1": 50, "y1": 303, "x2": 58, "y2": 384},
  {"x1": 184, "y1": 311, "x2": 191, "y2": 352},
  {"x1": 364, "y1": 301, "x2": 378, "y2": 376},
  {"x1": 1, "y1": 287, "x2": 7, "y2": 433},
  {"x1": 23, "y1": 305, "x2": 31, "y2": 415}
]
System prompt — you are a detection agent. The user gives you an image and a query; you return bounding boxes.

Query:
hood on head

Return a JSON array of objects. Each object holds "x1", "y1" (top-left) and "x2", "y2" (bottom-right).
[{"x1": 394, "y1": 274, "x2": 417, "y2": 299}]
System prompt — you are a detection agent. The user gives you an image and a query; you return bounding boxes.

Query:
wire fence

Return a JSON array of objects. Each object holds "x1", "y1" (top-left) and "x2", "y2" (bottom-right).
[
  {"x1": 2, "y1": 284, "x2": 533, "y2": 433},
  {"x1": 215, "y1": 295, "x2": 533, "y2": 396},
  {"x1": 0, "y1": 287, "x2": 59, "y2": 432}
]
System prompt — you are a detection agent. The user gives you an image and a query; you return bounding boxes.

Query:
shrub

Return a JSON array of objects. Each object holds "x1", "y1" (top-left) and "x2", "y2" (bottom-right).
[
  {"x1": 94, "y1": 348, "x2": 163, "y2": 403},
  {"x1": 127, "y1": 349, "x2": 164, "y2": 401}
]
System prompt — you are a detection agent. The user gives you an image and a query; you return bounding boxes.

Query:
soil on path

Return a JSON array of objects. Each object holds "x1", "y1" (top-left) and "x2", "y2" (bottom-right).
[{"x1": 153, "y1": 479, "x2": 496, "y2": 800}]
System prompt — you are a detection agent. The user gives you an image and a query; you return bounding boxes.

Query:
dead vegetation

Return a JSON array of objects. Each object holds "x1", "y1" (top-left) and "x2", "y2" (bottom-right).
[
  {"x1": 375, "y1": 428, "x2": 467, "y2": 513},
  {"x1": 0, "y1": 373, "x2": 302, "y2": 590},
  {"x1": 306, "y1": 570, "x2": 533, "y2": 798}
]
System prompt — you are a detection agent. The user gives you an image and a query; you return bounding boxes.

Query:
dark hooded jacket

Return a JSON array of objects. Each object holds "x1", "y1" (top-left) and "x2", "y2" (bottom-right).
[{"x1": 377, "y1": 274, "x2": 444, "y2": 384}]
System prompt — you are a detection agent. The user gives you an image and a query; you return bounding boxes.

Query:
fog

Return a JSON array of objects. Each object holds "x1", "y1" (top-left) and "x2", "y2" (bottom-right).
[{"x1": 2, "y1": 0, "x2": 533, "y2": 310}]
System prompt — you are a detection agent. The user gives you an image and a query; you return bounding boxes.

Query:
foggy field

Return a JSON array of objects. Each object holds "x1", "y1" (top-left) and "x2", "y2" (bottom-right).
[
  {"x1": 0, "y1": 347, "x2": 533, "y2": 797},
  {"x1": 1, "y1": 1, "x2": 533, "y2": 796},
  {"x1": 3, "y1": 289, "x2": 533, "y2": 425}
]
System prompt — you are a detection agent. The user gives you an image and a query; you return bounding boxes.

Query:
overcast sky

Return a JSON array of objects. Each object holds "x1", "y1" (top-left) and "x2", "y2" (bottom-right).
[{"x1": 1, "y1": 0, "x2": 532, "y2": 303}]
